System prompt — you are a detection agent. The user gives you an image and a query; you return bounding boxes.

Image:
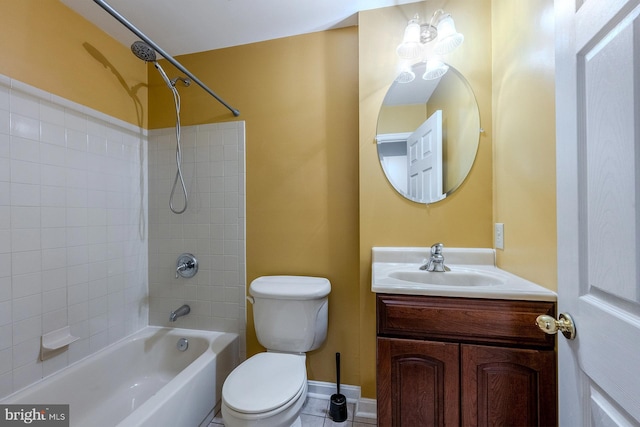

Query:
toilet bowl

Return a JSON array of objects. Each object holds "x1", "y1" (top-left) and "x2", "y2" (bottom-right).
[
  {"x1": 221, "y1": 276, "x2": 331, "y2": 427},
  {"x1": 222, "y1": 353, "x2": 307, "y2": 426}
]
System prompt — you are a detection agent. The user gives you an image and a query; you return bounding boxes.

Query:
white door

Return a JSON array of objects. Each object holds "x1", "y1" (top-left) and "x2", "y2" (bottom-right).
[
  {"x1": 556, "y1": 0, "x2": 640, "y2": 425},
  {"x1": 407, "y1": 110, "x2": 443, "y2": 203}
]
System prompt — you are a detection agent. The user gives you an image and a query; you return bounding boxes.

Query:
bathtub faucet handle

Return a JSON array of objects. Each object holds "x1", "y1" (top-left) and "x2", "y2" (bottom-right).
[{"x1": 175, "y1": 253, "x2": 198, "y2": 279}]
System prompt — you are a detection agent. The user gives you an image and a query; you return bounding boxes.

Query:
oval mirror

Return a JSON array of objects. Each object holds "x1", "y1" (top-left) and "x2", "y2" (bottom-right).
[{"x1": 376, "y1": 61, "x2": 480, "y2": 204}]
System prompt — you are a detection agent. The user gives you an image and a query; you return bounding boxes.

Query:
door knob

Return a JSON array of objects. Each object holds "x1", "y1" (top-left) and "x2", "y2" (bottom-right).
[{"x1": 536, "y1": 313, "x2": 576, "y2": 340}]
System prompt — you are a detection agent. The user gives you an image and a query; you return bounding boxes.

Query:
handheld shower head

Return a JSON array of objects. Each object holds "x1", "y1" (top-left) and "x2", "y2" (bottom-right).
[{"x1": 131, "y1": 41, "x2": 156, "y2": 62}]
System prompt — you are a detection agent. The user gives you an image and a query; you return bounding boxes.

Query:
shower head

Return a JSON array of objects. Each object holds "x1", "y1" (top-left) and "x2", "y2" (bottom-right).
[
  {"x1": 131, "y1": 41, "x2": 157, "y2": 62},
  {"x1": 131, "y1": 41, "x2": 174, "y2": 90}
]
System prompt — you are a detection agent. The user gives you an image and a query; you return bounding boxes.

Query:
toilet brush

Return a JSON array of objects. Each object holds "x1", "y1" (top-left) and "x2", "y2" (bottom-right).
[{"x1": 329, "y1": 352, "x2": 348, "y2": 422}]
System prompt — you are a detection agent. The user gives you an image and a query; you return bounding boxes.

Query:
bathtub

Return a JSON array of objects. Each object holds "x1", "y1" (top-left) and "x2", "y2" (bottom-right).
[{"x1": 2, "y1": 327, "x2": 239, "y2": 427}]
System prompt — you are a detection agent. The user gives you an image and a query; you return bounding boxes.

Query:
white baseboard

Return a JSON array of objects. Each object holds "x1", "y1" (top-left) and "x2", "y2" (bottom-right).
[
  {"x1": 307, "y1": 380, "x2": 377, "y2": 423},
  {"x1": 355, "y1": 397, "x2": 377, "y2": 421}
]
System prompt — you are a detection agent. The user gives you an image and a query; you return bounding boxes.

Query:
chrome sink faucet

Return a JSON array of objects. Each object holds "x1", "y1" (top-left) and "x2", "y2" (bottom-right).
[
  {"x1": 169, "y1": 304, "x2": 191, "y2": 322},
  {"x1": 420, "y1": 243, "x2": 450, "y2": 272}
]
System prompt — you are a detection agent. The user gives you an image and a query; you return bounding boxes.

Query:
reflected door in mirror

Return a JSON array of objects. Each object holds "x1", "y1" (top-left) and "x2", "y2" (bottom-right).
[{"x1": 407, "y1": 110, "x2": 444, "y2": 202}]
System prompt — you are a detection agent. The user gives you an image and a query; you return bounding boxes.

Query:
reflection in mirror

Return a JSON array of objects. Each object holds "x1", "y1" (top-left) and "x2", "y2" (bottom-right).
[{"x1": 376, "y1": 61, "x2": 480, "y2": 204}]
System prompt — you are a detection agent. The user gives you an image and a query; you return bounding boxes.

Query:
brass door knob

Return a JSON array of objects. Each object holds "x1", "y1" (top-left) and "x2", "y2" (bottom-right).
[{"x1": 536, "y1": 313, "x2": 576, "y2": 340}]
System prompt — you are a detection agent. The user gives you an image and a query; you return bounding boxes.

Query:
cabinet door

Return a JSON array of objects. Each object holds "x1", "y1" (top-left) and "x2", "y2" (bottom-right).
[
  {"x1": 378, "y1": 337, "x2": 459, "y2": 426},
  {"x1": 461, "y1": 344, "x2": 557, "y2": 427}
]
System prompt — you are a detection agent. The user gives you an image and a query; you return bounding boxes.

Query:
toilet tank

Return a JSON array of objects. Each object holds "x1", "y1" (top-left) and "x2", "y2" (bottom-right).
[{"x1": 249, "y1": 276, "x2": 330, "y2": 353}]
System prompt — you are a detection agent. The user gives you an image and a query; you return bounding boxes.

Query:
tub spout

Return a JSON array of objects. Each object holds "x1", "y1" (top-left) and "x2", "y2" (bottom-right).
[{"x1": 169, "y1": 304, "x2": 190, "y2": 322}]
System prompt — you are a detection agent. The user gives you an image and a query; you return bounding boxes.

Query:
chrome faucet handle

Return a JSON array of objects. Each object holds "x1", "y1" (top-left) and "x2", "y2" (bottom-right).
[
  {"x1": 175, "y1": 253, "x2": 198, "y2": 279},
  {"x1": 431, "y1": 243, "x2": 444, "y2": 255},
  {"x1": 424, "y1": 243, "x2": 449, "y2": 272}
]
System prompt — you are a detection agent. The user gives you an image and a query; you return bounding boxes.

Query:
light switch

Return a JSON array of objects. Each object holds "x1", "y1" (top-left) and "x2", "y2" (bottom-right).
[{"x1": 495, "y1": 223, "x2": 504, "y2": 250}]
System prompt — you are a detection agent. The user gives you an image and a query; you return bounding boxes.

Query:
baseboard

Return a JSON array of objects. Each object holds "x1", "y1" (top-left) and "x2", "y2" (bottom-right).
[
  {"x1": 307, "y1": 380, "x2": 377, "y2": 423},
  {"x1": 307, "y1": 380, "x2": 360, "y2": 402},
  {"x1": 355, "y1": 397, "x2": 377, "y2": 421}
]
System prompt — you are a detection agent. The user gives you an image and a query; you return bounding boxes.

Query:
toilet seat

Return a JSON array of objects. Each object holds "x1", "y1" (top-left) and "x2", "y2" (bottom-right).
[{"x1": 222, "y1": 352, "x2": 306, "y2": 414}]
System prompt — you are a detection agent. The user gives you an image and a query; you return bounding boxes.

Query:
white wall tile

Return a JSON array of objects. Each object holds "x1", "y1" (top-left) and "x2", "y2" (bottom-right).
[
  {"x1": 13, "y1": 362, "x2": 42, "y2": 391},
  {"x1": 10, "y1": 92, "x2": 39, "y2": 119},
  {"x1": 40, "y1": 122, "x2": 66, "y2": 146},
  {"x1": 40, "y1": 186, "x2": 66, "y2": 208},
  {"x1": 11, "y1": 272, "x2": 42, "y2": 300},
  {"x1": 10, "y1": 207, "x2": 40, "y2": 229},
  {"x1": 12, "y1": 316, "x2": 41, "y2": 345},
  {"x1": 11, "y1": 160, "x2": 40, "y2": 185},
  {"x1": 10, "y1": 114, "x2": 39, "y2": 141},
  {"x1": 42, "y1": 288, "x2": 67, "y2": 314},
  {"x1": 0, "y1": 277, "x2": 10, "y2": 301},
  {"x1": 12, "y1": 294, "x2": 41, "y2": 322},
  {"x1": 148, "y1": 122, "x2": 246, "y2": 360},
  {"x1": 40, "y1": 165, "x2": 67, "y2": 187},
  {"x1": 0, "y1": 349, "x2": 11, "y2": 375},
  {"x1": 10, "y1": 136, "x2": 40, "y2": 163},
  {"x1": 11, "y1": 229, "x2": 40, "y2": 252},
  {"x1": 40, "y1": 228, "x2": 66, "y2": 249},
  {"x1": 0, "y1": 76, "x2": 148, "y2": 399}
]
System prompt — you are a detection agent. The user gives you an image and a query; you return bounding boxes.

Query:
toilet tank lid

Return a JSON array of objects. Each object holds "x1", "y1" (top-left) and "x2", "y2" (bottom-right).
[{"x1": 250, "y1": 276, "x2": 331, "y2": 299}]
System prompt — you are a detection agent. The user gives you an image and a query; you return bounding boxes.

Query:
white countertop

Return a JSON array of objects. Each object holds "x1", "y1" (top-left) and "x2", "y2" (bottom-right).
[{"x1": 372, "y1": 247, "x2": 557, "y2": 302}]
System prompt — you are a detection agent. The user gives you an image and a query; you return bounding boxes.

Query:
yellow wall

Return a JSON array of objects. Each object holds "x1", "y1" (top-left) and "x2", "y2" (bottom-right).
[
  {"x1": 0, "y1": 1, "x2": 147, "y2": 128},
  {"x1": 358, "y1": 0, "x2": 494, "y2": 397},
  {"x1": 378, "y1": 104, "x2": 426, "y2": 134},
  {"x1": 492, "y1": 0, "x2": 557, "y2": 289},
  {"x1": 148, "y1": 29, "x2": 361, "y2": 386}
]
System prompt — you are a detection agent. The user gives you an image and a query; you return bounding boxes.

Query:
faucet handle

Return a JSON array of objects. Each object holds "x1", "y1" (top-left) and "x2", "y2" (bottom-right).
[
  {"x1": 431, "y1": 243, "x2": 444, "y2": 255},
  {"x1": 175, "y1": 253, "x2": 198, "y2": 279}
]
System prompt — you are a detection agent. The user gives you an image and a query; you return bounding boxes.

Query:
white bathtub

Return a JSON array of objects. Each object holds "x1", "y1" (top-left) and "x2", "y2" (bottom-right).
[{"x1": 2, "y1": 327, "x2": 239, "y2": 427}]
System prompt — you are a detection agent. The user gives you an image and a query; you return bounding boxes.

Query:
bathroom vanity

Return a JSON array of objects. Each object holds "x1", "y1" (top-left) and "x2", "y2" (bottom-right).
[{"x1": 372, "y1": 247, "x2": 558, "y2": 426}]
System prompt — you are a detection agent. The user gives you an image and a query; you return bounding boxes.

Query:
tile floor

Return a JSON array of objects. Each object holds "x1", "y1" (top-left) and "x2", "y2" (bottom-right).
[{"x1": 209, "y1": 396, "x2": 377, "y2": 427}]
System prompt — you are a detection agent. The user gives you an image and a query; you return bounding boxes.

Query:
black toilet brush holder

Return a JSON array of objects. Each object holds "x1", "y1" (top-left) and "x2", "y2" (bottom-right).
[{"x1": 329, "y1": 352, "x2": 348, "y2": 422}]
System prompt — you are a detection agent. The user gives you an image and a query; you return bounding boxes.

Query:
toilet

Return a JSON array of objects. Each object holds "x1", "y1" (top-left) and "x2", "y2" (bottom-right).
[{"x1": 221, "y1": 275, "x2": 331, "y2": 427}]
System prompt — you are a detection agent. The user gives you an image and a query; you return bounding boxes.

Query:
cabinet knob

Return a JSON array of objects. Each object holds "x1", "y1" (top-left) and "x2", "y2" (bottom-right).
[{"x1": 536, "y1": 313, "x2": 576, "y2": 340}]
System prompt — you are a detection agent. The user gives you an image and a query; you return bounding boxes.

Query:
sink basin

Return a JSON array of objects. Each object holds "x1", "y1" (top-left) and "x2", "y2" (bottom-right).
[
  {"x1": 388, "y1": 269, "x2": 505, "y2": 287},
  {"x1": 372, "y1": 247, "x2": 557, "y2": 301}
]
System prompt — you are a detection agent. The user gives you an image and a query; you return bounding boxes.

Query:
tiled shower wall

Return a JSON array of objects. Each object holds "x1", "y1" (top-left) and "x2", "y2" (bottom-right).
[
  {"x1": 0, "y1": 75, "x2": 148, "y2": 398},
  {"x1": 147, "y1": 122, "x2": 246, "y2": 359}
]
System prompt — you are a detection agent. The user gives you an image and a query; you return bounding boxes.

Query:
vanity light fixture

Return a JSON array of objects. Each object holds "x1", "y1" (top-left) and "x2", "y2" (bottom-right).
[{"x1": 395, "y1": 10, "x2": 463, "y2": 83}]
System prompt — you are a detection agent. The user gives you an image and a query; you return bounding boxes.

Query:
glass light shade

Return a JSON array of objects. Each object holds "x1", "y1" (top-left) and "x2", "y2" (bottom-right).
[
  {"x1": 434, "y1": 15, "x2": 464, "y2": 55},
  {"x1": 396, "y1": 69, "x2": 416, "y2": 84},
  {"x1": 423, "y1": 59, "x2": 449, "y2": 80},
  {"x1": 396, "y1": 20, "x2": 422, "y2": 60}
]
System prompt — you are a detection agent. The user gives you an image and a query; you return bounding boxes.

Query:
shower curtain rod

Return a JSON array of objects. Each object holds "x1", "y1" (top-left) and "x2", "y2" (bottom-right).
[{"x1": 93, "y1": 0, "x2": 240, "y2": 117}]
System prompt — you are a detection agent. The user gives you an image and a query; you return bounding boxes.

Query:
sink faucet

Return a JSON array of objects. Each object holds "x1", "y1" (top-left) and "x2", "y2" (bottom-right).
[
  {"x1": 169, "y1": 304, "x2": 191, "y2": 322},
  {"x1": 420, "y1": 243, "x2": 450, "y2": 272}
]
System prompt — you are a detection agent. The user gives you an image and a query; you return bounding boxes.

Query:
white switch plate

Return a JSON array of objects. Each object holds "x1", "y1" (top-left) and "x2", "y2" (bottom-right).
[{"x1": 495, "y1": 223, "x2": 504, "y2": 250}]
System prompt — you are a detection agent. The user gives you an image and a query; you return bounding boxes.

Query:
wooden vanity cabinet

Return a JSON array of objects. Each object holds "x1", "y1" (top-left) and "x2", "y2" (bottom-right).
[{"x1": 376, "y1": 294, "x2": 557, "y2": 427}]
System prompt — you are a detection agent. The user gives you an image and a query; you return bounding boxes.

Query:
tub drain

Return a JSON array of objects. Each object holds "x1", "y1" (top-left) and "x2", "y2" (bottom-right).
[{"x1": 177, "y1": 338, "x2": 189, "y2": 351}]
